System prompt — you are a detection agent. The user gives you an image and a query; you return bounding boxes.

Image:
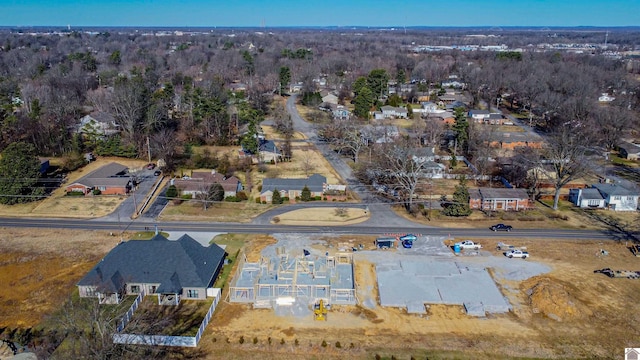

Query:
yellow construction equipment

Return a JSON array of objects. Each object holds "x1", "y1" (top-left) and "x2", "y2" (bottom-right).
[{"x1": 313, "y1": 300, "x2": 327, "y2": 321}]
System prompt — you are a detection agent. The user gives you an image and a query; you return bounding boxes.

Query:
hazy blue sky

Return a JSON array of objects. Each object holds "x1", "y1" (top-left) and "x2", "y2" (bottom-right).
[{"x1": 1, "y1": 0, "x2": 638, "y2": 27}]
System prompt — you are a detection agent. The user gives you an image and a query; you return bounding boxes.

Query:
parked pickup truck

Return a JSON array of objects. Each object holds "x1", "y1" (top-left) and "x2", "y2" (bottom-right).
[
  {"x1": 454, "y1": 240, "x2": 482, "y2": 250},
  {"x1": 504, "y1": 249, "x2": 529, "y2": 259}
]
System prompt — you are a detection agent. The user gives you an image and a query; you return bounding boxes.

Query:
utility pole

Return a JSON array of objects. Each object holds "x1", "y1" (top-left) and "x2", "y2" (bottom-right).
[{"x1": 146, "y1": 136, "x2": 151, "y2": 164}]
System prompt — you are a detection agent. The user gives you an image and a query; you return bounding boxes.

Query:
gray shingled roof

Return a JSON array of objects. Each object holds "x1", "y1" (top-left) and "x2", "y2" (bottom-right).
[
  {"x1": 592, "y1": 183, "x2": 638, "y2": 196},
  {"x1": 69, "y1": 162, "x2": 130, "y2": 188},
  {"x1": 579, "y1": 188, "x2": 604, "y2": 200},
  {"x1": 478, "y1": 188, "x2": 530, "y2": 199},
  {"x1": 77, "y1": 234, "x2": 226, "y2": 294},
  {"x1": 261, "y1": 174, "x2": 326, "y2": 193}
]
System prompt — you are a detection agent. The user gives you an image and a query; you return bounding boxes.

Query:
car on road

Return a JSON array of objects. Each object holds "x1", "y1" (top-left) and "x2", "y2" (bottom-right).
[
  {"x1": 490, "y1": 223, "x2": 513, "y2": 232},
  {"x1": 146, "y1": 163, "x2": 156, "y2": 170},
  {"x1": 154, "y1": 170, "x2": 162, "y2": 176}
]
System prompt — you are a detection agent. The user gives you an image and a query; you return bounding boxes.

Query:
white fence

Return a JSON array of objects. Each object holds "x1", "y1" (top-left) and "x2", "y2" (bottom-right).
[
  {"x1": 117, "y1": 289, "x2": 146, "y2": 332},
  {"x1": 113, "y1": 288, "x2": 221, "y2": 347}
]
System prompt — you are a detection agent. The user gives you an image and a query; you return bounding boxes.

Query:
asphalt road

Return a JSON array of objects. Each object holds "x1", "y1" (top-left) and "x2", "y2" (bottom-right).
[{"x1": 0, "y1": 216, "x2": 637, "y2": 242}]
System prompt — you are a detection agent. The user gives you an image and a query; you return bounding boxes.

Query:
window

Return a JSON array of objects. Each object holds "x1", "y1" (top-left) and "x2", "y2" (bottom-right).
[
  {"x1": 187, "y1": 289, "x2": 199, "y2": 298},
  {"x1": 85, "y1": 287, "x2": 98, "y2": 297},
  {"x1": 98, "y1": 186, "x2": 106, "y2": 191},
  {"x1": 614, "y1": 196, "x2": 621, "y2": 200},
  {"x1": 130, "y1": 285, "x2": 140, "y2": 294},
  {"x1": 588, "y1": 200, "x2": 600, "y2": 206}
]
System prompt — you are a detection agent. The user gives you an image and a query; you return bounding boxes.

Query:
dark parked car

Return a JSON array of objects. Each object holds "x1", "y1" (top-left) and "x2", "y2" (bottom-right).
[
  {"x1": 153, "y1": 170, "x2": 162, "y2": 176},
  {"x1": 490, "y1": 223, "x2": 513, "y2": 232}
]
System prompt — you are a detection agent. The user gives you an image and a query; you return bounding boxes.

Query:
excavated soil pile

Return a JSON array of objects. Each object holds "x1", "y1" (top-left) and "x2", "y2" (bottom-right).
[{"x1": 522, "y1": 276, "x2": 593, "y2": 321}]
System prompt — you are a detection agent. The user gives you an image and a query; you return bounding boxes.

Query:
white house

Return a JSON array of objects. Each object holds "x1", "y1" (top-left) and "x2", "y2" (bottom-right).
[
  {"x1": 380, "y1": 105, "x2": 408, "y2": 119},
  {"x1": 468, "y1": 109, "x2": 491, "y2": 122},
  {"x1": 568, "y1": 188, "x2": 606, "y2": 209},
  {"x1": 591, "y1": 183, "x2": 639, "y2": 211}
]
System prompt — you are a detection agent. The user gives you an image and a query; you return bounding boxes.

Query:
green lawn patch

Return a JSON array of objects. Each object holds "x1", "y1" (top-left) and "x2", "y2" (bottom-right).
[{"x1": 211, "y1": 234, "x2": 248, "y2": 289}]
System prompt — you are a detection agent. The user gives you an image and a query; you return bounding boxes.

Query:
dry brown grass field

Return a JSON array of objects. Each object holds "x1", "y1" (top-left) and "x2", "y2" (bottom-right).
[{"x1": 2, "y1": 228, "x2": 640, "y2": 359}]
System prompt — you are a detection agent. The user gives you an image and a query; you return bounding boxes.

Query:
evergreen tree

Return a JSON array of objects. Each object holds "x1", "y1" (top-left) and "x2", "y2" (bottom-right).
[
  {"x1": 165, "y1": 185, "x2": 178, "y2": 199},
  {"x1": 354, "y1": 86, "x2": 373, "y2": 119},
  {"x1": 442, "y1": 175, "x2": 472, "y2": 217},
  {"x1": 271, "y1": 188, "x2": 283, "y2": 204},
  {"x1": 452, "y1": 107, "x2": 469, "y2": 155},
  {"x1": 301, "y1": 185, "x2": 311, "y2": 201},
  {"x1": 208, "y1": 183, "x2": 225, "y2": 202},
  {"x1": 0, "y1": 142, "x2": 45, "y2": 205},
  {"x1": 278, "y1": 66, "x2": 291, "y2": 95}
]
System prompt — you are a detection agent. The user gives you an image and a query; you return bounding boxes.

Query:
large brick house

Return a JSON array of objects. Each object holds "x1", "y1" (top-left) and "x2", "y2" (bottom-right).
[
  {"x1": 65, "y1": 162, "x2": 132, "y2": 195},
  {"x1": 260, "y1": 174, "x2": 341, "y2": 202},
  {"x1": 173, "y1": 171, "x2": 243, "y2": 198},
  {"x1": 469, "y1": 188, "x2": 534, "y2": 211}
]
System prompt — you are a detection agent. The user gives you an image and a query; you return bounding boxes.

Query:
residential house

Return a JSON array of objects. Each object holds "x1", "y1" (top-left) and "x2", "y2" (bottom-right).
[
  {"x1": 487, "y1": 113, "x2": 504, "y2": 125},
  {"x1": 77, "y1": 111, "x2": 120, "y2": 137},
  {"x1": 260, "y1": 173, "x2": 333, "y2": 202},
  {"x1": 468, "y1": 109, "x2": 491, "y2": 122},
  {"x1": 361, "y1": 125, "x2": 400, "y2": 145},
  {"x1": 77, "y1": 234, "x2": 226, "y2": 305},
  {"x1": 591, "y1": 183, "x2": 639, "y2": 211},
  {"x1": 446, "y1": 100, "x2": 468, "y2": 111},
  {"x1": 380, "y1": 105, "x2": 408, "y2": 119},
  {"x1": 568, "y1": 188, "x2": 606, "y2": 209},
  {"x1": 288, "y1": 82, "x2": 304, "y2": 93},
  {"x1": 229, "y1": 82, "x2": 247, "y2": 94},
  {"x1": 469, "y1": 187, "x2": 534, "y2": 211},
  {"x1": 239, "y1": 139, "x2": 283, "y2": 163},
  {"x1": 409, "y1": 147, "x2": 446, "y2": 179},
  {"x1": 618, "y1": 141, "x2": 640, "y2": 160},
  {"x1": 426, "y1": 111, "x2": 455, "y2": 124},
  {"x1": 488, "y1": 132, "x2": 544, "y2": 150},
  {"x1": 441, "y1": 79, "x2": 465, "y2": 89},
  {"x1": 330, "y1": 104, "x2": 350, "y2": 120},
  {"x1": 421, "y1": 101, "x2": 438, "y2": 113},
  {"x1": 174, "y1": 171, "x2": 243, "y2": 198},
  {"x1": 65, "y1": 162, "x2": 132, "y2": 195},
  {"x1": 437, "y1": 94, "x2": 458, "y2": 105},
  {"x1": 321, "y1": 91, "x2": 338, "y2": 105}
]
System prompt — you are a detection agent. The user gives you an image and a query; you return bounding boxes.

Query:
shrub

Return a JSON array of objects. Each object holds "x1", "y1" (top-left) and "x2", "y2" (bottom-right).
[
  {"x1": 321, "y1": 340, "x2": 327, "y2": 347},
  {"x1": 262, "y1": 201, "x2": 267, "y2": 204},
  {"x1": 314, "y1": 196, "x2": 322, "y2": 201},
  {"x1": 66, "y1": 191, "x2": 85, "y2": 196},
  {"x1": 236, "y1": 191, "x2": 248, "y2": 201},
  {"x1": 165, "y1": 184, "x2": 178, "y2": 198},
  {"x1": 92, "y1": 189, "x2": 102, "y2": 196},
  {"x1": 272, "y1": 216, "x2": 280, "y2": 223},
  {"x1": 239, "y1": 336, "x2": 245, "y2": 344},
  {"x1": 181, "y1": 194, "x2": 192, "y2": 200},
  {"x1": 224, "y1": 196, "x2": 240, "y2": 202},
  {"x1": 335, "y1": 341, "x2": 341, "y2": 348},
  {"x1": 253, "y1": 337, "x2": 258, "y2": 344},
  {"x1": 256, "y1": 198, "x2": 262, "y2": 204},
  {"x1": 280, "y1": 338, "x2": 285, "y2": 345},
  {"x1": 268, "y1": 337, "x2": 272, "y2": 345},
  {"x1": 282, "y1": 197, "x2": 290, "y2": 202},
  {"x1": 294, "y1": 339, "x2": 299, "y2": 346}
]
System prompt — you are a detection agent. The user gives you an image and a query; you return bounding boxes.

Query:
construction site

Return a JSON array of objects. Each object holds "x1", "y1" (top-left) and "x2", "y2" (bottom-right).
[
  {"x1": 228, "y1": 244, "x2": 356, "y2": 313},
  {"x1": 226, "y1": 234, "x2": 548, "y2": 317}
]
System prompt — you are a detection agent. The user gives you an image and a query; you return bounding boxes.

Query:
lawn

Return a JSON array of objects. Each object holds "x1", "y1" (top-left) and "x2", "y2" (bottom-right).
[{"x1": 159, "y1": 199, "x2": 275, "y2": 222}]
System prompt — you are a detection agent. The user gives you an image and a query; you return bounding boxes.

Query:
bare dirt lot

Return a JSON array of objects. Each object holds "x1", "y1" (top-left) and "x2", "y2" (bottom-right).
[{"x1": 2, "y1": 229, "x2": 640, "y2": 359}]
